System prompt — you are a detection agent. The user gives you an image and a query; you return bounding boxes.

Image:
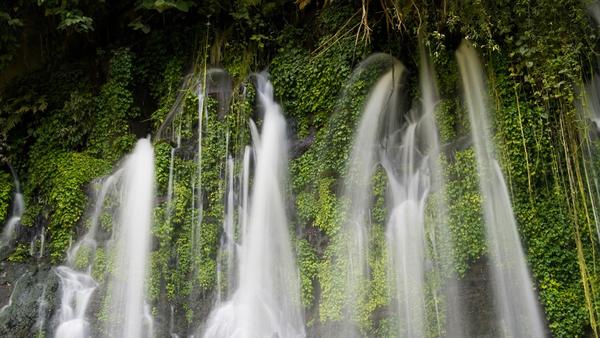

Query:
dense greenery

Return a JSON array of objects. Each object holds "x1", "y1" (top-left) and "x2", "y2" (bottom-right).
[
  {"x1": 0, "y1": 172, "x2": 11, "y2": 223},
  {"x1": 1, "y1": 0, "x2": 600, "y2": 337}
]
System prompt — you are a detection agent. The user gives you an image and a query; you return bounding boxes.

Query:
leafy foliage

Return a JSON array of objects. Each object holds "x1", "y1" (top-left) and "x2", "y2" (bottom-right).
[
  {"x1": 442, "y1": 150, "x2": 486, "y2": 277},
  {"x1": 0, "y1": 171, "x2": 12, "y2": 223},
  {"x1": 26, "y1": 151, "x2": 110, "y2": 262},
  {"x1": 1, "y1": 0, "x2": 600, "y2": 336},
  {"x1": 0, "y1": 9, "x2": 22, "y2": 70},
  {"x1": 88, "y1": 48, "x2": 137, "y2": 162}
]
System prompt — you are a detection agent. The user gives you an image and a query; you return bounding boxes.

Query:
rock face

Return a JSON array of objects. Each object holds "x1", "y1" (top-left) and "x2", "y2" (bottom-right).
[
  {"x1": 457, "y1": 256, "x2": 497, "y2": 337},
  {"x1": 0, "y1": 262, "x2": 58, "y2": 337}
]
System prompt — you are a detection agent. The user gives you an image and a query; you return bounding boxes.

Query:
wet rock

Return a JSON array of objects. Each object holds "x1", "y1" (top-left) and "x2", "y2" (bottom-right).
[{"x1": 0, "y1": 262, "x2": 58, "y2": 337}]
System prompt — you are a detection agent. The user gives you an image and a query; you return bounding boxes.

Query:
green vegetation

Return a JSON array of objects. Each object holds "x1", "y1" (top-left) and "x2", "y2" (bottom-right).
[
  {"x1": 0, "y1": 171, "x2": 11, "y2": 223},
  {"x1": 1, "y1": 0, "x2": 600, "y2": 336},
  {"x1": 443, "y1": 150, "x2": 486, "y2": 277}
]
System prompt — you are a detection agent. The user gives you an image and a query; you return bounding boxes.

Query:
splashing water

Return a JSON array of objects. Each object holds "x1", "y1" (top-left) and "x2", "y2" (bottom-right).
[
  {"x1": 55, "y1": 173, "x2": 117, "y2": 338},
  {"x1": 55, "y1": 267, "x2": 98, "y2": 338},
  {"x1": 202, "y1": 75, "x2": 304, "y2": 338},
  {"x1": 55, "y1": 140, "x2": 154, "y2": 338},
  {"x1": 456, "y1": 41, "x2": 545, "y2": 337}
]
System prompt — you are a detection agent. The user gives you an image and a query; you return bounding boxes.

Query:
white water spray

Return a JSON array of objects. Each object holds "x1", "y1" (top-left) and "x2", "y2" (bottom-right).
[
  {"x1": 55, "y1": 267, "x2": 98, "y2": 338},
  {"x1": 105, "y1": 138, "x2": 155, "y2": 338},
  {"x1": 203, "y1": 76, "x2": 304, "y2": 338},
  {"x1": 456, "y1": 42, "x2": 545, "y2": 337},
  {"x1": 340, "y1": 56, "x2": 405, "y2": 330},
  {"x1": 383, "y1": 123, "x2": 428, "y2": 338},
  {"x1": 418, "y1": 47, "x2": 467, "y2": 337},
  {"x1": 1, "y1": 172, "x2": 24, "y2": 247},
  {"x1": 55, "y1": 173, "x2": 118, "y2": 338}
]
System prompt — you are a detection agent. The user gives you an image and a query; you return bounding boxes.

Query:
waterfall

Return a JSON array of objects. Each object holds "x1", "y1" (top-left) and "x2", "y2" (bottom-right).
[
  {"x1": 383, "y1": 122, "x2": 428, "y2": 338},
  {"x1": 192, "y1": 84, "x2": 206, "y2": 273},
  {"x1": 216, "y1": 155, "x2": 236, "y2": 303},
  {"x1": 166, "y1": 146, "x2": 176, "y2": 226},
  {"x1": 36, "y1": 283, "x2": 48, "y2": 337},
  {"x1": 337, "y1": 56, "x2": 404, "y2": 334},
  {"x1": 239, "y1": 146, "x2": 251, "y2": 244},
  {"x1": 66, "y1": 173, "x2": 119, "y2": 266},
  {"x1": 1, "y1": 170, "x2": 24, "y2": 247},
  {"x1": 0, "y1": 45, "x2": 561, "y2": 338},
  {"x1": 170, "y1": 305, "x2": 179, "y2": 338},
  {"x1": 223, "y1": 155, "x2": 235, "y2": 296},
  {"x1": 580, "y1": 69, "x2": 600, "y2": 243},
  {"x1": 54, "y1": 267, "x2": 98, "y2": 338},
  {"x1": 202, "y1": 75, "x2": 305, "y2": 338},
  {"x1": 105, "y1": 138, "x2": 155, "y2": 338},
  {"x1": 55, "y1": 139, "x2": 155, "y2": 338},
  {"x1": 38, "y1": 226, "x2": 46, "y2": 259},
  {"x1": 54, "y1": 173, "x2": 117, "y2": 338},
  {"x1": 456, "y1": 41, "x2": 545, "y2": 336},
  {"x1": 418, "y1": 47, "x2": 467, "y2": 337}
]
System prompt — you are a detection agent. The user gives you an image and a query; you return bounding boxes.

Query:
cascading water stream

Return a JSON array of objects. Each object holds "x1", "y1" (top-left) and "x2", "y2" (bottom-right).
[
  {"x1": 456, "y1": 42, "x2": 545, "y2": 337},
  {"x1": 192, "y1": 69, "x2": 232, "y2": 260},
  {"x1": 580, "y1": 78, "x2": 600, "y2": 240},
  {"x1": 0, "y1": 46, "x2": 559, "y2": 338},
  {"x1": 170, "y1": 305, "x2": 179, "y2": 338},
  {"x1": 382, "y1": 122, "x2": 428, "y2": 338},
  {"x1": 239, "y1": 146, "x2": 251, "y2": 244},
  {"x1": 105, "y1": 138, "x2": 155, "y2": 338},
  {"x1": 0, "y1": 273, "x2": 26, "y2": 315},
  {"x1": 339, "y1": 57, "x2": 405, "y2": 332},
  {"x1": 193, "y1": 84, "x2": 206, "y2": 267},
  {"x1": 166, "y1": 146, "x2": 176, "y2": 226},
  {"x1": 418, "y1": 47, "x2": 467, "y2": 337},
  {"x1": 55, "y1": 152, "x2": 130, "y2": 338},
  {"x1": 66, "y1": 173, "x2": 119, "y2": 266},
  {"x1": 202, "y1": 75, "x2": 304, "y2": 338},
  {"x1": 36, "y1": 283, "x2": 48, "y2": 337},
  {"x1": 38, "y1": 226, "x2": 46, "y2": 259},
  {"x1": 54, "y1": 267, "x2": 98, "y2": 338},
  {"x1": 223, "y1": 156, "x2": 235, "y2": 296},
  {"x1": 579, "y1": 64, "x2": 600, "y2": 243},
  {"x1": 55, "y1": 173, "x2": 117, "y2": 338},
  {"x1": 1, "y1": 170, "x2": 24, "y2": 247},
  {"x1": 417, "y1": 51, "x2": 443, "y2": 335},
  {"x1": 216, "y1": 155, "x2": 236, "y2": 303}
]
